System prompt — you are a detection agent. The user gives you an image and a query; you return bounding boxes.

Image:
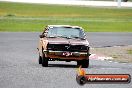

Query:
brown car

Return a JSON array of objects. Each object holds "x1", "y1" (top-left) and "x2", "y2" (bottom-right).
[{"x1": 38, "y1": 25, "x2": 90, "y2": 68}]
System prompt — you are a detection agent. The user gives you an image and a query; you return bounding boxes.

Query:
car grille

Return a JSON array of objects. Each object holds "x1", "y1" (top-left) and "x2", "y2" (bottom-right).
[{"x1": 47, "y1": 44, "x2": 88, "y2": 52}]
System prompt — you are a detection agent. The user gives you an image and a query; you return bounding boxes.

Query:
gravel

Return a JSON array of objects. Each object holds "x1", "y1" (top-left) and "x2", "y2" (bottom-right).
[{"x1": 91, "y1": 45, "x2": 132, "y2": 63}]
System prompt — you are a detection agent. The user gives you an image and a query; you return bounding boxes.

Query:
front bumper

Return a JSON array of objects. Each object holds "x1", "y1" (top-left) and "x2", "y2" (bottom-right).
[{"x1": 43, "y1": 50, "x2": 89, "y2": 60}]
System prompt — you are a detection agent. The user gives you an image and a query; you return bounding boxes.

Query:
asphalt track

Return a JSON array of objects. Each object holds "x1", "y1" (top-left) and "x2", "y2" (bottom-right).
[
  {"x1": 85, "y1": 32, "x2": 132, "y2": 47},
  {"x1": 0, "y1": 32, "x2": 132, "y2": 88}
]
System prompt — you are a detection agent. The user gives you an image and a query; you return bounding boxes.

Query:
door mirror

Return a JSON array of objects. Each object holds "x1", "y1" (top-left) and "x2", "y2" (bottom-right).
[{"x1": 39, "y1": 35, "x2": 45, "y2": 38}]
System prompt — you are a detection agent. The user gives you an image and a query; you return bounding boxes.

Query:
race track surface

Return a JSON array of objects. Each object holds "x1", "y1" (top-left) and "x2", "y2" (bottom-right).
[
  {"x1": 86, "y1": 32, "x2": 132, "y2": 47},
  {"x1": 0, "y1": 32, "x2": 132, "y2": 88}
]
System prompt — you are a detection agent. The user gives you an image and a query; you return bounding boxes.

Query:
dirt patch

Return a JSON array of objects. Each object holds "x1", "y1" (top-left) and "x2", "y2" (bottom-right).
[{"x1": 91, "y1": 45, "x2": 132, "y2": 63}]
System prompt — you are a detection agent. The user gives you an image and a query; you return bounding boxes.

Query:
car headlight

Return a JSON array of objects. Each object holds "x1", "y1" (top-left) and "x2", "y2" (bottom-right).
[
  {"x1": 81, "y1": 46, "x2": 89, "y2": 51},
  {"x1": 47, "y1": 44, "x2": 54, "y2": 50}
]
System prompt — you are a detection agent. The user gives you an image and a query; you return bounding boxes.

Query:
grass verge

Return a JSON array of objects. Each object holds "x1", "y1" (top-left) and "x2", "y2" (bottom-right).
[{"x1": 0, "y1": 1, "x2": 132, "y2": 32}]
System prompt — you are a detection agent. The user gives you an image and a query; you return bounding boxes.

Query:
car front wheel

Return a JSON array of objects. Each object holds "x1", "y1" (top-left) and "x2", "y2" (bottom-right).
[
  {"x1": 77, "y1": 59, "x2": 89, "y2": 68},
  {"x1": 39, "y1": 54, "x2": 42, "y2": 64},
  {"x1": 42, "y1": 53, "x2": 48, "y2": 67}
]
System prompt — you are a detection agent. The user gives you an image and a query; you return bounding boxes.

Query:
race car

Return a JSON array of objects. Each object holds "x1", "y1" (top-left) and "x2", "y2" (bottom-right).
[{"x1": 37, "y1": 25, "x2": 90, "y2": 68}]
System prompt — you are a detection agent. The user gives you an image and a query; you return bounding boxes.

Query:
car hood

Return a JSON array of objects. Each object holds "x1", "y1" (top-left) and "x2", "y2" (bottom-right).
[{"x1": 46, "y1": 37, "x2": 89, "y2": 46}]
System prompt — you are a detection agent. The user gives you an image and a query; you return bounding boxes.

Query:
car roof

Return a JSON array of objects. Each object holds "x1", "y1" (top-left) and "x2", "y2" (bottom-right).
[{"x1": 47, "y1": 25, "x2": 82, "y2": 29}]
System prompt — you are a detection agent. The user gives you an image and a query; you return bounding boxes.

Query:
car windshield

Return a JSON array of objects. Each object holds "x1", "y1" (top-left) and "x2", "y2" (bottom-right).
[{"x1": 47, "y1": 27, "x2": 85, "y2": 39}]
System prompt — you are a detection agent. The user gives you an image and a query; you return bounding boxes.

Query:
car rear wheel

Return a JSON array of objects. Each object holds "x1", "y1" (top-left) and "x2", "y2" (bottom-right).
[
  {"x1": 42, "y1": 53, "x2": 48, "y2": 67},
  {"x1": 77, "y1": 59, "x2": 89, "y2": 68}
]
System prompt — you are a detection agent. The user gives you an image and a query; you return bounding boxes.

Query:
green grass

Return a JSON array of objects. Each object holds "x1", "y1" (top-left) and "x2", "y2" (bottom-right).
[
  {"x1": 127, "y1": 49, "x2": 132, "y2": 54},
  {"x1": 0, "y1": 1, "x2": 132, "y2": 32}
]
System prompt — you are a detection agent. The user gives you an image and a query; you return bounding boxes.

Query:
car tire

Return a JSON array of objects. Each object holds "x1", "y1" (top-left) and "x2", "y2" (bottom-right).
[
  {"x1": 77, "y1": 60, "x2": 81, "y2": 66},
  {"x1": 39, "y1": 55, "x2": 42, "y2": 64},
  {"x1": 82, "y1": 59, "x2": 89, "y2": 68},
  {"x1": 77, "y1": 59, "x2": 89, "y2": 68},
  {"x1": 42, "y1": 53, "x2": 48, "y2": 67}
]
